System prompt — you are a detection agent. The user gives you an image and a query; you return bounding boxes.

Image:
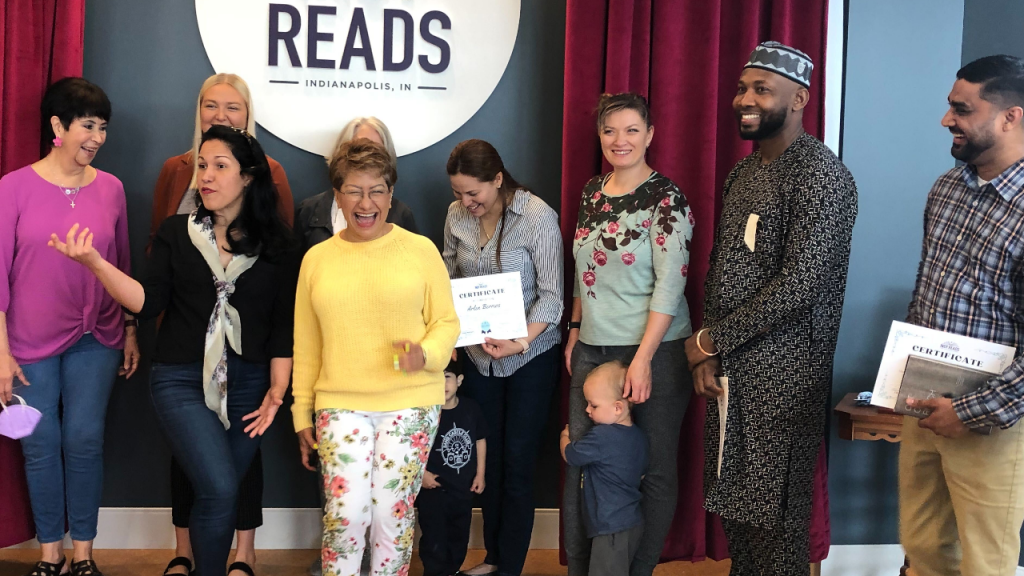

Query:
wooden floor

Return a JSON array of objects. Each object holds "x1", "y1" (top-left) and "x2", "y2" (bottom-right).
[{"x1": 0, "y1": 549, "x2": 730, "y2": 576}]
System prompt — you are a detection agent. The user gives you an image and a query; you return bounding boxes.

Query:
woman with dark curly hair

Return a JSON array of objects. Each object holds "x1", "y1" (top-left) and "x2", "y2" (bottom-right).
[{"x1": 50, "y1": 125, "x2": 299, "y2": 576}]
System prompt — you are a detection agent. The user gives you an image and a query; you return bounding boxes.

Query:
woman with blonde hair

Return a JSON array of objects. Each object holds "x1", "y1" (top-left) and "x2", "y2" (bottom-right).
[
  {"x1": 150, "y1": 73, "x2": 294, "y2": 245},
  {"x1": 295, "y1": 116, "x2": 417, "y2": 252},
  {"x1": 150, "y1": 73, "x2": 295, "y2": 576}
]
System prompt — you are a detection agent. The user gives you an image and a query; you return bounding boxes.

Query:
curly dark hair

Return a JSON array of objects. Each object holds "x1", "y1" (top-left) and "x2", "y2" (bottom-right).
[{"x1": 194, "y1": 125, "x2": 294, "y2": 259}]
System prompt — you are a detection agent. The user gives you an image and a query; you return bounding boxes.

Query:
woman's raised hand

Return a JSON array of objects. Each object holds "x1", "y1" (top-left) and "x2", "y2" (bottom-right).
[{"x1": 48, "y1": 224, "x2": 102, "y2": 268}]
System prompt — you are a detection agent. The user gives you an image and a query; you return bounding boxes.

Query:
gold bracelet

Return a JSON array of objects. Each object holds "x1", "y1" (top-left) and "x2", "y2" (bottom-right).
[{"x1": 695, "y1": 328, "x2": 719, "y2": 357}]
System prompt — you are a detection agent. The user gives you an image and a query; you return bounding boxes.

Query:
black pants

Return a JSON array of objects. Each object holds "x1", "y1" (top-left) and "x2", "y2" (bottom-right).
[
  {"x1": 721, "y1": 517, "x2": 809, "y2": 576},
  {"x1": 416, "y1": 486, "x2": 473, "y2": 576},
  {"x1": 564, "y1": 340, "x2": 691, "y2": 576},
  {"x1": 459, "y1": 346, "x2": 559, "y2": 576},
  {"x1": 171, "y1": 450, "x2": 264, "y2": 530}
]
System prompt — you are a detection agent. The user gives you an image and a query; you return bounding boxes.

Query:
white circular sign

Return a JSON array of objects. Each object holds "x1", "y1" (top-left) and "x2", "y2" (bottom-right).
[{"x1": 195, "y1": 1, "x2": 521, "y2": 157}]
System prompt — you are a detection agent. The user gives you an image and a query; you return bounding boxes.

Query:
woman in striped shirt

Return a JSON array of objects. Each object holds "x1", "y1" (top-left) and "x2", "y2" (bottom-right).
[{"x1": 442, "y1": 139, "x2": 563, "y2": 576}]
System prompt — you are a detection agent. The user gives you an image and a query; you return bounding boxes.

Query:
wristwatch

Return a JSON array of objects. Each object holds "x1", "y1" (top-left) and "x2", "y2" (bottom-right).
[
  {"x1": 568, "y1": 321, "x2": 581, "y2": 331},
  {"x1": 513, "y1": 338, "x2": 531, "y2": 355}
]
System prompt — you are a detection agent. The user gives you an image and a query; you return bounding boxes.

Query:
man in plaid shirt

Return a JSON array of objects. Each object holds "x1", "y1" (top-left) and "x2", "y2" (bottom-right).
[{"x1": 901, "y1": 55, "x2": 1024, "y2": 576}]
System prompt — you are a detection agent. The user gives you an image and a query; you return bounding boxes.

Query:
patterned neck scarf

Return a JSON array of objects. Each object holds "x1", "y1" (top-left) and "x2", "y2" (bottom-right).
[{"x1": 187, "y1": 211, "x2": 258, "y2": 429}]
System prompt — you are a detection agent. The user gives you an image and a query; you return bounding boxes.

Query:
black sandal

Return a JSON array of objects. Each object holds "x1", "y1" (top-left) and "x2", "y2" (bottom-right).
[
  {"x1": 227, "y1": 561, "x2": 255, "y2": 576},
  {"x1": 69, "y1": 560, "x2": 102, "y2": 576},
  {"x1": 162, "y1": 557, "x2": 194, "y2": 576},
  {"x1": 24, "y1": 557, "x2": 66, "y2": 576}
]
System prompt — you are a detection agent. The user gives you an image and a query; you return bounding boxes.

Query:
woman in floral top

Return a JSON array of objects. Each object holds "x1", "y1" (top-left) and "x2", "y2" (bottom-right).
[{"x1": 563, "y1": 92, "x2": 694, "y2": 576}]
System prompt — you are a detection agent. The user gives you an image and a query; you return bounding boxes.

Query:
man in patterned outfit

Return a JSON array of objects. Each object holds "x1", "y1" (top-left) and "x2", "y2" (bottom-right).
[
  {"x1": 684, "y1": 41, "x2": 858, "y2": 574},
  {"x1": 898, "y1": 55, "x2": 1024, "y2": 576}
]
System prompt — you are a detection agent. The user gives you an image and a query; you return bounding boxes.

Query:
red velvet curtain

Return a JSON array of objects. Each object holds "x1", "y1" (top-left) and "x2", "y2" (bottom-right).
[
  {"x1": 0, "y1": 0, "x2": 85, "y2": 548},
  {"x1": 559, "y1": 0, "x2": 831, "y2": 563},
  {"x1": 0, "y1": 0, "x2": 85, "y2": 176}
]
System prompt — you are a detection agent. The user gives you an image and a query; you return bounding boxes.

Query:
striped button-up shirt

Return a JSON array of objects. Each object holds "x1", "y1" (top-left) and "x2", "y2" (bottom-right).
[
  {"x1": 908, "y1": 157, "x2": 1024, "y2": 429},
  {"x1": 443, "y1": 190, "x2": 563, "y2": 377}
]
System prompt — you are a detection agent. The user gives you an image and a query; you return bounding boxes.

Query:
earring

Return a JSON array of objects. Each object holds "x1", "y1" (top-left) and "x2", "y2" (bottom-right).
[{"x1": 52, "y1": 137, "x2": 62, "y2": 148}]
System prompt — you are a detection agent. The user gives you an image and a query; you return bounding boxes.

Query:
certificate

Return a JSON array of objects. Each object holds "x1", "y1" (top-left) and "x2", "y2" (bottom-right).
[
  {"x1": 450, "y1": 272, "x2": 529, "y2": 348},
  {"x1": 870, "y1": 321, "x2": 1016, "y2": 409}
]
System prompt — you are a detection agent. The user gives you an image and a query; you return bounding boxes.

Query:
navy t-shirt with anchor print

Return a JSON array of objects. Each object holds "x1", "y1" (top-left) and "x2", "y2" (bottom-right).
[{"x1": 426, "y1": 396, "x2": 487, "y2": 494}]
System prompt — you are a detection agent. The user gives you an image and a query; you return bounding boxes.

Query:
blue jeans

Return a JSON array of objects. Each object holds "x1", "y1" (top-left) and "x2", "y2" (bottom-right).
[
  {"x1": 459, "y1": 346, "x2": 560, "y2": 576},
  {"x1": 18, "y1": 333, "x2": 122, "y2": 543},
  {"x1": 149, "y1": 355, "x2": 268, "y2": 576}
]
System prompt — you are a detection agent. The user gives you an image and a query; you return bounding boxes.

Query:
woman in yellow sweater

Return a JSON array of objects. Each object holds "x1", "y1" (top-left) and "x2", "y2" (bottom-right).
[{"x1": 291, "y1": 138, "x2": 460, "y2": 576}]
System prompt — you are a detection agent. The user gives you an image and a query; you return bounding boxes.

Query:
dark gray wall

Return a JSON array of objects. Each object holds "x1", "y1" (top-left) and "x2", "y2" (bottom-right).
[
  {"x1": 84, "y1": 0, "x2": 566, "y2": 508},
  {"x1": 829, "y1": 0, "x2": 964, "y2": 545},
  {"x1": 963, "y1": 0, "x2": 1024, "y2": 64}
]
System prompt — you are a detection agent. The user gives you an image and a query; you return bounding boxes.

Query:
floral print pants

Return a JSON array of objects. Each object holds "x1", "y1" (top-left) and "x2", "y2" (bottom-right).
[{"x1": 316, "y1": 406, "x2": 440, "y2": 576}]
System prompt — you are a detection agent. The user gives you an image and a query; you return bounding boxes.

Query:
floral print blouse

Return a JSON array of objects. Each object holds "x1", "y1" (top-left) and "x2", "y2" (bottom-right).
[{"x1": 572, "y1": 171, "x2": 694, "y2": 345}]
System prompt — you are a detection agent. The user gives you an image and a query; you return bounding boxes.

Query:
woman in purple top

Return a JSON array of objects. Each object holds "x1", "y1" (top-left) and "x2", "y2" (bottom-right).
[{"x1": 0, "y1": 77, "x2": 138, "y2": 576}]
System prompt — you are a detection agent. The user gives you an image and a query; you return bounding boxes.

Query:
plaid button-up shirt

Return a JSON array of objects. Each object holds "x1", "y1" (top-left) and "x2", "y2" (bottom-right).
[{"x1": 908, "y1": 157, "x2": 1024, "y2": 429}]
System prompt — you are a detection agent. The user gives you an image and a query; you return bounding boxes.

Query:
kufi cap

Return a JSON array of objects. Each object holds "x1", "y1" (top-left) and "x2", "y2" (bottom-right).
[{"x1": 744, "y1": 41, "x2": 813, "y2": 88}]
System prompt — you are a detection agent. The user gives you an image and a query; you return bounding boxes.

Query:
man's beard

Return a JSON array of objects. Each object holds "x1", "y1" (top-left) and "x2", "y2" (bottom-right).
[
  {"x1": 951, "y1": 128, "x2": 996, "y2": 164},
  {"x1": 737, "y1": 105, "x2": 788, "y2": 141}
]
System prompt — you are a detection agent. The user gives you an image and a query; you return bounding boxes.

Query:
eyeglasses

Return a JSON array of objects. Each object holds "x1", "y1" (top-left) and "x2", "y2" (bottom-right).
[{"x1": 340, "y1": 189, "x2": 391, "y2": 201}]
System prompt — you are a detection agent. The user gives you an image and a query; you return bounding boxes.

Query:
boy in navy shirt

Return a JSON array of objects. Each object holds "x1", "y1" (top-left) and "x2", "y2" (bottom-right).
[
  {"x1": 417, "y1": 359, "x2": 487, "y2": 576},
  {"x1": 560, "y1": 360, "x2": 649, "y2": 576}
]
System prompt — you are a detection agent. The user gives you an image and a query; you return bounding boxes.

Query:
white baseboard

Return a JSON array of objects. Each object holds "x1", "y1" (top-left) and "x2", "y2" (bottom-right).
[
  {"x1": 9, "y1": 507, "x2": 560, "y2": 551},
  {"x1": 819, "y1": 544, "x2": 1024, "y2": 576},
  {"x1": 9, "y1": 510, "x2": 1023, "y2": 575}
]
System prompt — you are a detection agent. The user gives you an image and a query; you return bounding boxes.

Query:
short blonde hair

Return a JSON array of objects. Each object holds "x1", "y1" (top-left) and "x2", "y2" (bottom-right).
[
  {"x1": 585, "y1": 360, "x2": 630, "y2": 408},
  {"x1": 328, "y1": 138, "x2": 398, "y2": 191},
  {"x1": 327, "y1": 116, "x2": 397, "y2": 165},
  {"x1": 189, "y1": 74, "x2": 258, "y2": 188}
]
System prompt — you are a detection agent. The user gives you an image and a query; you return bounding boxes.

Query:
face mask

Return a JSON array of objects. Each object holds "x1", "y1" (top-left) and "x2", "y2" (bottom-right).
[{"x1": 0, "y1": 395, "x2": 42, "y2": 440}]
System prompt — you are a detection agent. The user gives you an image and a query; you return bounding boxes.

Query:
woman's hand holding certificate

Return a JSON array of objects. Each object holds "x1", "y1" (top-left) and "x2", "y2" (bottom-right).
[{"x1": 450, "y1": 272, "x2": 529, "y2": 348}]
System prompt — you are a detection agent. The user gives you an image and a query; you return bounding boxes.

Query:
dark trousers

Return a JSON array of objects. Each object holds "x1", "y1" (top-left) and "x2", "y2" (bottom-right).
[
  {"x1": 590, "y1": 524, "x2": 643, "y2": 576},
  {"x1": 564, "y1": 340, "x2": 691, "y2": 576},
  {"x1": 170, "y1": 450, "x2": 264, "y2": 530},
  {"x1": 149, "y1": 356, "x2": 268, "y2": 576},
  {"x1": 416, "y1": 486, "x2": 473, "y2": 576},
  {"x1": 722, "y1": 517, "x2": 809, "y2": 576},
  {"x1": 459, "y1": 346, "x2": 559, "y2": 576}
]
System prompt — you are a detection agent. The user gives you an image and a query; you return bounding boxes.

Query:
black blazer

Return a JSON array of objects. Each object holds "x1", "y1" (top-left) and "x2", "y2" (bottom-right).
[{"x1": 294, "y1": 190, "x2": 419, "y2": 254}]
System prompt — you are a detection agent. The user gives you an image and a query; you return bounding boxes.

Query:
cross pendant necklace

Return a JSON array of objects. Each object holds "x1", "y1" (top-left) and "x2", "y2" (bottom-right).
[{"x1": 55, "y1": 184, "x2": 82, "y2": 208}]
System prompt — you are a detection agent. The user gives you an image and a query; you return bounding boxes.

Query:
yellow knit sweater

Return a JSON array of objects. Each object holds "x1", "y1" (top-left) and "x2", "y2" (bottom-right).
[{"x1": 291, "y1": 226, "x2": 460, "y2": 431}]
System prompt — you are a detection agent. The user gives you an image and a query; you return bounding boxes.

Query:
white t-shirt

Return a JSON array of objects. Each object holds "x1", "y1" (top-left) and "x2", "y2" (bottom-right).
[
  {"x1": 978, "y1": 177, "x2": 991, "y2": 188},
  {"x1": 329, "y1": 195, "x2": 348, "y2": 234}
]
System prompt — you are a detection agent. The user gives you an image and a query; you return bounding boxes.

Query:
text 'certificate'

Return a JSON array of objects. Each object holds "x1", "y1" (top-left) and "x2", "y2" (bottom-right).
[{"x1": 450, "y1": 272, "x2": 528, "y2": 348}]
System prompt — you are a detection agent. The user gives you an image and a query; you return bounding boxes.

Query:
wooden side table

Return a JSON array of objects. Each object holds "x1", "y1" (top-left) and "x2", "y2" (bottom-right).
[{"x1": 833, "y1": 393, "x2": 909, "y2": 576}]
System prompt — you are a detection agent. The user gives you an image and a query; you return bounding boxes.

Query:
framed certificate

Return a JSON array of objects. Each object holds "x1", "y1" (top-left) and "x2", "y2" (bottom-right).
[{"x1": 450, "y1": 272, "x2": 529, "y2": 348}]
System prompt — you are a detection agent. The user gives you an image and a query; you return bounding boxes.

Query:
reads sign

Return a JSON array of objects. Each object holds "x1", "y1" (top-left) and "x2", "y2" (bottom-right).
[{"x1": 195, "y1": 1, "x2": 521, "y2": 156}]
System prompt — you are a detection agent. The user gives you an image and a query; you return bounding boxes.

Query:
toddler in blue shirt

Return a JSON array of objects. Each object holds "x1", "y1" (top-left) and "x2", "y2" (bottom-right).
[{"x1": 560, "y1": 360, "x2": 649, "y2": 576}]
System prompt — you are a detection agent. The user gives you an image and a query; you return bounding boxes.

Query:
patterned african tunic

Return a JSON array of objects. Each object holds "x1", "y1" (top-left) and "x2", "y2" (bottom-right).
[{"x1": 702, "y1": 133, "x2": 858, "y2": 529}]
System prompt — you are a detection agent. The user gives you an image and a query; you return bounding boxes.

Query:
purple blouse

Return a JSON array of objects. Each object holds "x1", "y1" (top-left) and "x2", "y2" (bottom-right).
[{"x1": 0, "y1": 166, "x2": 130, "y2": 364}]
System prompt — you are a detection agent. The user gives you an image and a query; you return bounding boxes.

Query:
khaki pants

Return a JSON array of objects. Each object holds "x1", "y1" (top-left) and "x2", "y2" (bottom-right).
[{"x1": 899, "y1": 417, "x2": 1024, "y2": 576}]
